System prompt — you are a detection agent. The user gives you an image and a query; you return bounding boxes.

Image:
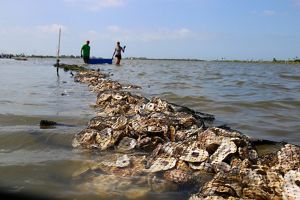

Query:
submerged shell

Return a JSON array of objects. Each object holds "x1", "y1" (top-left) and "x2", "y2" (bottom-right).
[
  {"x1": 115, "y1": 155, "x2": 131, "y2": 168},
  {"x1": 164, "y1": 169, "x2": 193, "y2": 185},
  {"x1": 117, "y1": 137, "x2": 137, "y2": 152},
  {"x1": 102, "y1": 154, "x2": 131, "y2": 168},
  {"x1": 180, "y1": 147, "x2": 209, "y2": 163},
  {"x1": 148, "y1": 157, "x2": 177, "y2": 173}
]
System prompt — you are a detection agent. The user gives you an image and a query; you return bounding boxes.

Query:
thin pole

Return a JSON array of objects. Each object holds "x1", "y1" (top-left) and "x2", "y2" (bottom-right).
[{"x1": 56, "y1": 27, "x2": 61, "y2": 76}]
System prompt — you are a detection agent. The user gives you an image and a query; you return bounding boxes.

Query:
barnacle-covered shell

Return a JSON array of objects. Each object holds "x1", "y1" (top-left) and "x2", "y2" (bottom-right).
[
  {"x1": 96, "y1": 92, "x2": 112, "y2": 104},
  {"x1": 276, "y1": 144, "x2": 300, "y2": 173},
  {"x1": 198, "y1": 129, "x2": 221, "y2": 152},
  {"x1": 211, "y1": 127, "x2": 242, "y2": 138},
  {"x1": 72, "y1": 128, "x2": 99, "y2": 148},
  {"x1": 189, "y1": 162, "x2": 214, "y2": 173},
  {"x1": 243, "y1": 187, "x2": 269, "y2": 200},
  {"x1": 212, "y1": 162, "x2": 231, "y2": 173},
  {"x1": 189, "y1": 195, "x2": 227, "y2": 200},
  {"x1": 282, "y1": 170, "x2": 300, "y2": 200},
  {"x1": 266, "y1": 171, "x2": 283, "y2": 195},
  {"x1": 210, "y1": 138, "x2": 237, "y2": 164},
  {"x1": 113, "y1": 93, "x2": 126, "y2": 100},
  {"x1": 180, "y1": 147, "x2": 209, "y2": 163},
  {"x1": 112, "y1": 115, "x2": 128, "y2": 130},
  {"x1": 200, "y1": 175, "x2": 238, "y2": 198},
  {"x1": 117, "y1": 137, "x2": 137, "y2": 152},
  {"x1": 88, "y1": 116, "x2": 111, "y2": 129},
  {"x1": 164, "y1": 169, "x2": 193, "y2": 185},
  {"x1": 95, "y1": 128, "x2": 115, "y2": 150},
  {"x1": 145, "y1": 102, "x2": 155, "y2": 112},
  {"x1": 148, "y1": 157, "x2": 177, "y2": 173}
]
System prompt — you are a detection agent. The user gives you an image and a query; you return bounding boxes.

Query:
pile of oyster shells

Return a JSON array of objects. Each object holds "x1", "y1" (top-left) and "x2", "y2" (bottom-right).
[{"x1": 72, "y1": 68, "x2": 300, "y2": 200}]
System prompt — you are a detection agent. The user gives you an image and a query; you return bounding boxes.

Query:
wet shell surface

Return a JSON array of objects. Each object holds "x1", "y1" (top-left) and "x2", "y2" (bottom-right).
[
  {"x1": 72, "y1": 128, "x2": 97, "y2": 148},
  {"x1": 164, "y1": 169, "x2": 193, "y2": 185},
  {"x1": 72, "y1": 68, "x2": 300, "y2": 200},
  {"x1": 117, "y1": 137, "x2": 137, "y2": 152},
  {"x1": 148, "y1": 157, "x2": 177, "y2": 173},
  {"x1": 101, "y1": 154, "x2": 131, "y2": 168}
]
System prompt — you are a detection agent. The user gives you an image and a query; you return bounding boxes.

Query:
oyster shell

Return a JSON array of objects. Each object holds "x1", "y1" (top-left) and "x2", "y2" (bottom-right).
[
  {"x1": 117, "y1": 137, "x2": 137, "y2": 152},
  {"x1": 164, "y1": 169, "x2": 193, "y2": 185},
  {"x1": 95, "y1": 128, "x2": 115, "y2": 150},
  {"x1": 180, "y1": 147, "x2": 209, "y2": 163},
  {"x1": 72, "y1": 128, "x2": 97, "y2": 148},
  {"x1": 210, "y1": 138, "x2": 237, "y2": 164},
  {"x1": 188, "y1": 162, "x2": 214, "y2": 172},
  {"x1": 276, "y1": 144, "x2": 300, "y2": 173},
  {"x1": 112, "y1": 115, "x2": 128, "y2": 130},
  {"x1": 102, "y1": 154, "x2": 131, "y2": 168},
  {"x1": 148, "y1": 157, "x2": 177, "y2": 173},
  {"x1": 282, "y1": 170, "x2": 300, "y2": 200}
]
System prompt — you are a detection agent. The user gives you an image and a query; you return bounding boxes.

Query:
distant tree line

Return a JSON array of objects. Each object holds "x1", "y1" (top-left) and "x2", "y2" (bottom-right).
[{"x1": 0, "y1": 53, "x2": 81, "y2": 59}]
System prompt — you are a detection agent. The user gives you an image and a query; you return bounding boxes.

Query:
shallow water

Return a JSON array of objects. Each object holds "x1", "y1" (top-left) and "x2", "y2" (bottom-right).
[{"x1": 0, "y1": 58, "x2": 299, "y2": 199}]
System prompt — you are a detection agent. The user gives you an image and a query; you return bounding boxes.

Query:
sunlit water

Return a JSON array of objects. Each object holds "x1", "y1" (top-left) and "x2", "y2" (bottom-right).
[{"x1": 0, "y1": 58, "x2": 299, "y2": 199}]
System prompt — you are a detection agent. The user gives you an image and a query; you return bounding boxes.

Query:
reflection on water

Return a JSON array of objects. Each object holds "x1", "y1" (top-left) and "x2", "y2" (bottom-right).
[{"x1": 0, "y1": 58, "x2": 299, "y2": 199}]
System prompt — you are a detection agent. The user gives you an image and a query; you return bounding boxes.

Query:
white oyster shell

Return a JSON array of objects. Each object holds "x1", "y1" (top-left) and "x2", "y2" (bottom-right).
[
  {"x1": 210, "y1": 138, "x2": 237, "y2": 164},
  {"x1": 148, "y1": 157, "x2": 177, "y2": 173},
  {"x1": 102, "y1": 154, "x2": 131, "y2": 168},
  {"x1": 180, "y1": 147, "x2": 209, "y2": 163},
  {"x1": 282, "y1": 170, "x2": 300, "y2": 200}
]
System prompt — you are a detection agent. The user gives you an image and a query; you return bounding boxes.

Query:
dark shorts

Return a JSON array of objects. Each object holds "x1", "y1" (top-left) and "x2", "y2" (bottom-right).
[
  {"x1": 83, "y1": 57, "x2": 90, "y2": 64},
  {"x1": 115, "y1": 55, "x2": 121, "y2": 59}
]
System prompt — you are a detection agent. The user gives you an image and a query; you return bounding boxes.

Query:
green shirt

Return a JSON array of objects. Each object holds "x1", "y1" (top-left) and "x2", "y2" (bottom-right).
[{"x1": 81, "y1": 44, "x2": 90, "y2": 58}]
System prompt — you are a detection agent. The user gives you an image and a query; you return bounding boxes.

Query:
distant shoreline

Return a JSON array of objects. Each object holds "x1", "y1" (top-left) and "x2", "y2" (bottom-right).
[{"x1": 1, "y1": 54, "x2": 300, "y2": 64}]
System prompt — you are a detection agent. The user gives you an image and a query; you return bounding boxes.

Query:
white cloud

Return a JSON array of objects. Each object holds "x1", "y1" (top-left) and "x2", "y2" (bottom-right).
[
  {"x1": 106, "y1": 25, "x2": 122, "y2": 32},
  {"x1": 36, "y1": 24, "x2": 68, "y2": 34},
  {"x1": 140, "y1": 28, "x2": 190, "y2": 41},
  {"x1": 262, "y1": 10, "x2": 276, "y2": 16},
  {"x1": 64, "y1": 0, "x2": 125, "y2": 11},
  {"x1": 104, "y1": 26, "x2": 195, "y2": 41}
]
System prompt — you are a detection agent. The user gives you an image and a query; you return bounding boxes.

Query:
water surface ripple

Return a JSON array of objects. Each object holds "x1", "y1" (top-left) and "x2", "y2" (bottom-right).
[{"x1": 0, "y1": 58, "x2": 299, "y2": 199}]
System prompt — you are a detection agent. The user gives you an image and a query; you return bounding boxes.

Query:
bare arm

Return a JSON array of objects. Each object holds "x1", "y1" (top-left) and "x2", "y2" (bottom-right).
[{"x1": 112, "y1": 49, "x2": 116, "y2": 59}]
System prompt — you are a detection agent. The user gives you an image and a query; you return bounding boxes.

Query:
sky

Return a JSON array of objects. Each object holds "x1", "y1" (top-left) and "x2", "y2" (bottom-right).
[{"x1": 0, "y1": 0, "x2": 300, "y2": 60}]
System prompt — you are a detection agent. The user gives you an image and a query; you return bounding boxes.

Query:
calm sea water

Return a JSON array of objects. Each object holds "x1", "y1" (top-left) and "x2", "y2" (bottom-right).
[{"x1": 0, "y1": 58, "x2": 299, "y2": 199}]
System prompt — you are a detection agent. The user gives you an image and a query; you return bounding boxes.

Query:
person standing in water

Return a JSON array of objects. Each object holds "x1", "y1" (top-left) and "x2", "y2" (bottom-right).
[
  {"x1": 112, "y1": 41, "x2": 126, "y2": 65},
  {"x1": 81, "y1": 40, "x2": 90, "y2": 64}
]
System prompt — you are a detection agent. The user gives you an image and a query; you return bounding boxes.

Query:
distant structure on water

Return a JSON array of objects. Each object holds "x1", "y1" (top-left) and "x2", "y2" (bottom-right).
[{"x1": 0, "y1": 53, "x2": 13, "y2": 59}]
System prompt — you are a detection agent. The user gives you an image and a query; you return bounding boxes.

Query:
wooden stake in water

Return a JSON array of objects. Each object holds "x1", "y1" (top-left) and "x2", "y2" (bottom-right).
[{"x1": 56, "y1": 27, "x2": 61, "y2": 76}]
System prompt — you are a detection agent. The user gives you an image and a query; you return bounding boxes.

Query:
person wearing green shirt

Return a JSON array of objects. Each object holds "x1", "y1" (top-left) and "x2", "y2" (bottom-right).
[{"x1": 81, "y1": 40, "x2": 90, "y2": 63}]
